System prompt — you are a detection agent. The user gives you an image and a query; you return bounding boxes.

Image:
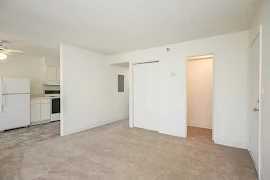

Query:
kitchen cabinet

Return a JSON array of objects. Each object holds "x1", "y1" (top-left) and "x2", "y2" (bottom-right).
[
  {"x1": 30, "y1": 104, "x2": 41, "y2": 123},
  {"x1": 41, "y1": 65, "x2": 60, "y2": 85},
  {"x1": 40, "y1": 56, "x2": 60, "y2": 67},
  {"x1": 30, "y1": 98, "x2": 51, "y2": 124},
  {"x1": 41, "y1": 103, "x2": 51, "y2": 121},
  {"x1": 46, "y1": 66, "x2": 57, "y2": 81},
  {"x1": 40, "y1": 56, "x2": 60, "y2": 85}
]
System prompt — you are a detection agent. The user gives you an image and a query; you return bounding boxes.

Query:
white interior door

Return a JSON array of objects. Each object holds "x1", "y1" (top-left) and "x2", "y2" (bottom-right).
[
  {"x1": 249, "y1": 35, "x2": 260, "y2": 171},
  {"x1": 145, "y1": 63, "x2": 159, "y2": 131},
  {"x1": 133, "y1": 64, "x2": 146, "y2": 129}
]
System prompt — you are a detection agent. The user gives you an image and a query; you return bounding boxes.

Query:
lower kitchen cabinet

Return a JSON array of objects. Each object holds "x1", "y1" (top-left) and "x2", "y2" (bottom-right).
[
  {"x1": 30, "y1": 104, "x2": 41, "y2": 123},
  {"x1": 41, "y1": 103, "x2": 51, "y2": 121},
  {"x1": 30, "y1": 99, "x2": 51, "y2": 124}
]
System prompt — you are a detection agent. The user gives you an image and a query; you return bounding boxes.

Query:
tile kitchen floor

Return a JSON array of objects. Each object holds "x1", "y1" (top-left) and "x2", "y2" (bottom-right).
[{"x1": 0, "y1": 121, "x2": 60, "y2": 151}]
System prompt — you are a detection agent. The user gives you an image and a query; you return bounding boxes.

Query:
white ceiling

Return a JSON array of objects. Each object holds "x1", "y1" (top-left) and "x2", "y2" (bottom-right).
[{"x1": 0, "y1": 0, "x2": 260, "y2": 56}]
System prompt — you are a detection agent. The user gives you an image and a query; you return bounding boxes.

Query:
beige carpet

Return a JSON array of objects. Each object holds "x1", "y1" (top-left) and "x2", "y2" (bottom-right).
[
  {"x1": 0, "y1": 121, "x2": 60, "y2": 151},
  {"x1": 0, "y1": 120, "x2": 258, "y2": 180},
  {"x1": 187, "y1": 126, "x2": 212, "y2": 142}
]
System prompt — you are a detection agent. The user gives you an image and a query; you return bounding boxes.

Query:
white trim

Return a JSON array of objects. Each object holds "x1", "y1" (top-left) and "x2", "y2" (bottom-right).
[
  {"x1": 249, "y1": 151, "x2": 260, "y2": 179},
  {"x1": 250, "y1": 150, "x2": 264, "y2": 180},
  {"x1": 129, "y1": 61, "x2": 134, "y2": 128},
  {"x1": 60, "y1": 44, "x2": 64, "y2": 136},
  {"x1": 213, "y1": 53, "x2": 219, "y2": 144},
  {"x1": 158, "y1": 129, "x2": 183, "y2": 137},
  {"x1": 248, "y1": 40, "x2": 252, "y2": 152},
  {"x1": 187, "y1": 123, "x2": 212, "y2": 130},
  {"x1": 258, "y1": 24, "x2": 263, "y2": 180},
  {"x1": 218, "y1": 140, "x2": 247, "y2": 149},
  {"x1": 133, "y1": 60, "x2": 159, "y2": 65},
  {"x1": 61, "y1": 118, "x2": 126, "y2": 136},
  {"x1": 250, "y1": 34, "x2": 260, "y2": 48},
  {"x1": 30, "y1": 120, "x2": 50, "y2": 126}
]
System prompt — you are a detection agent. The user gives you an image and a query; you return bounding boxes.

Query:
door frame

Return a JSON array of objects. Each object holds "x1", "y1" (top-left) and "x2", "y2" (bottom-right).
[
  {"x1": 185, "y1": 54, "x2": 218, "y2": 143},
  {"x1": 248, "y1": 25, "x2": 262, "y2": 177}
]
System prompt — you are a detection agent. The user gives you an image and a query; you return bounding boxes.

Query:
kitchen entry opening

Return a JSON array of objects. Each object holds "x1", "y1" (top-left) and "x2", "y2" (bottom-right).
[{"x1": 186, "y1": 55, "x2": 214, "y2": 142}]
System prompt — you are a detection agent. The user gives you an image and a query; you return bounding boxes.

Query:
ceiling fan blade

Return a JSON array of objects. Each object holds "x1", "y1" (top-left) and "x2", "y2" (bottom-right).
[
  {"x1": 0, "y1": 50, "x2": 16, "y2": 56},
  {"x1": 5, "y1": 49, "x2": 25, "y2": 53}
]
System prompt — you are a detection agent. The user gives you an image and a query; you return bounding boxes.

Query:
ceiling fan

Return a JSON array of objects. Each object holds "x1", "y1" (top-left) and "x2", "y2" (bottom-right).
[{"x1": 0, "y1": 40, "x2": 25, "y2": 60}]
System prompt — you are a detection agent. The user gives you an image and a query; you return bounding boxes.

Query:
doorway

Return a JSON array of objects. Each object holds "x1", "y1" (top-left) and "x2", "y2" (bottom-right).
[{"x1": 186, "y1": 55, "x2": 214, "y2": 142}]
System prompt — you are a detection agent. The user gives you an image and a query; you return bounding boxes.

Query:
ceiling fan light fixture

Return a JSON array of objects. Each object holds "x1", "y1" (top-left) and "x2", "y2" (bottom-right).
[{"x1": 0, "y1": 52, "x2": 7, "y2": 60}]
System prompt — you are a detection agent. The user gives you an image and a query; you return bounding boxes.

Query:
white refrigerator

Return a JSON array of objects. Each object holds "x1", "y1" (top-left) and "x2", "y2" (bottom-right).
[{"x1": 0, "y1": 77, "x2": 30, "y2": 131}]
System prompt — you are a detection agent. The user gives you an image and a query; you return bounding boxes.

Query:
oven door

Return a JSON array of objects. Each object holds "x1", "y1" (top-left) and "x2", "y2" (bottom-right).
[{"x1": 52, "y1": 98, "x2": 60, "y2": 114}]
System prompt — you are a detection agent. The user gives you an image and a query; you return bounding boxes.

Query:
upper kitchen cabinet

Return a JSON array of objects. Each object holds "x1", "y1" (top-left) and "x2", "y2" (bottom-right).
[
  {"x1": 40, "y1": 56, "x2": 60, "y2": 67},
  {"x1": 40, "y1": 56, "x2": 60, "y2": 85},
  {"x1": 45, "y1": 66, "x2": 57, "y2": 80}
]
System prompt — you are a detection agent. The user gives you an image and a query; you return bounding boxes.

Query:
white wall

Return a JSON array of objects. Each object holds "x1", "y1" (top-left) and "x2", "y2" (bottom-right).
[
  {"x1": 0, "y1": 55, "x2": 43, "y2": 94},
  {"x1": 109, "y1": 30, "x2": 249, "y2": 149},
  {"x1": 187, "y1": 58, "x2": 213, "y2": 129},
  {"x1": 250, "y1": 1, "x2": 270, "y2": 179},
  {"x1": 60, "y1": 44, "x2": 129, "y2": 136}
]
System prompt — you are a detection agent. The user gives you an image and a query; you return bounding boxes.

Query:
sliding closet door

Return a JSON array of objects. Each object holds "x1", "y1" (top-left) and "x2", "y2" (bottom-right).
[
  {"x1": 133, "y1": 64, "x2": 146, "y2": 129},
  {"x1": 145, "y1": 63, "x2": 159, "y2": 131}
]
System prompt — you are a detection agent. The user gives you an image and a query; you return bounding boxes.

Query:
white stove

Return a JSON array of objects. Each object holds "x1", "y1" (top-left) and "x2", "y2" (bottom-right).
[{"x1": 44, "y1": 90, "x2": 60, "y2": 121}]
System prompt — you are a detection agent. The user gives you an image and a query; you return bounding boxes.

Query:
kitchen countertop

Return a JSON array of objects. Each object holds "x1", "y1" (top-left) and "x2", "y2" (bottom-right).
[{"x1": 30, "y1": 95, "x2": 53, "y2": 100}]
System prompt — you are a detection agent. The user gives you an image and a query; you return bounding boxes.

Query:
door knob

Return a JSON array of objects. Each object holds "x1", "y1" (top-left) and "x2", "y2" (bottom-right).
[{"x1": 253, "y1": 108, "x2": 259, "y2": 112}]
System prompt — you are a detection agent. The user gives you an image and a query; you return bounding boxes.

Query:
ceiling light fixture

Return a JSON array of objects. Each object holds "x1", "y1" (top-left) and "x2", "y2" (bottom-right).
[{"x1": 0, "y1": 52, "x2": 7, "y2": 60}]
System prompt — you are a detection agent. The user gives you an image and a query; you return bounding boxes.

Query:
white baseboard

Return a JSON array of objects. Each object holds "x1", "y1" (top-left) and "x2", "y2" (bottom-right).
[
  {"x1": 249, "y1": 151, "x2": 259, "y2": 178},
  {"x1": 187, "y1": 123, "x2": 212, "y2": 130},
  {"x1": 158, "y1": 129, "x2": 186, "y2": 138},
  {"x1": 30, "y1": 120, "x2": 50, "y2": 126},
  {"x1": 217, "y1": 140, "x2": 248, "y2": 149},
  {"x1": 61, "y1": 118, "x2": 127, "y2": 136}
]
